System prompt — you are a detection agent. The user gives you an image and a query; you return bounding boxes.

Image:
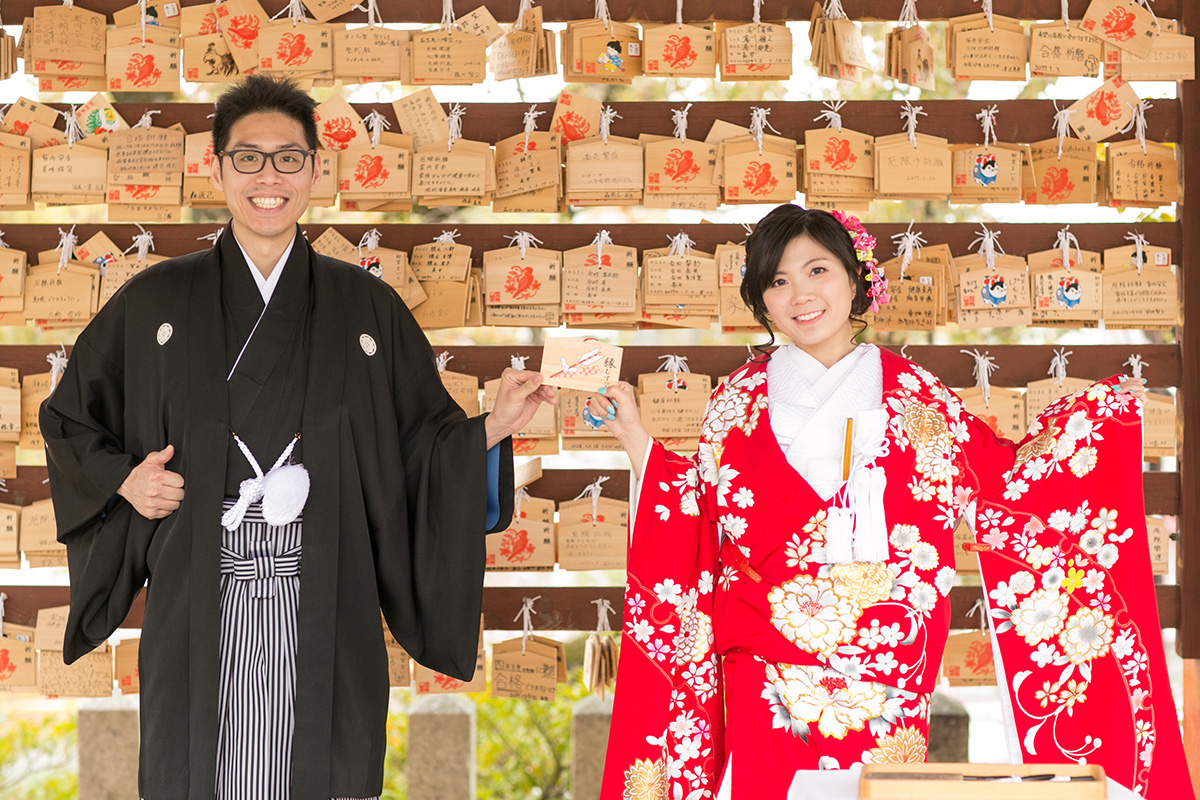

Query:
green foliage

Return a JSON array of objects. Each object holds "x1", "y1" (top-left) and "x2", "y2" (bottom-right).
[{"x1": 0, "y1": 712, "x2": 78, "y2": 800}]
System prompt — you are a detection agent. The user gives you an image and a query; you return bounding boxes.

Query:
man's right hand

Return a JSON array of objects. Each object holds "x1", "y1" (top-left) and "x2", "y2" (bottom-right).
[{"x1": 118, "y1": 445, "x2": 185, "y2": 520}]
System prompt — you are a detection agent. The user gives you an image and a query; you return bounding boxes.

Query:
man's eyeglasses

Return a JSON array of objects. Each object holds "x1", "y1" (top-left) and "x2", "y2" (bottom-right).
[{"x1": 218, "y1": 149, "x2": 315, "y2": 174}]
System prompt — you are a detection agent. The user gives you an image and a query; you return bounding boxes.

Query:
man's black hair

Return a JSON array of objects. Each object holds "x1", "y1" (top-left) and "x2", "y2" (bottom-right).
[{"x1": 211, "y1": 73, "x2": 319, "y2": 157}]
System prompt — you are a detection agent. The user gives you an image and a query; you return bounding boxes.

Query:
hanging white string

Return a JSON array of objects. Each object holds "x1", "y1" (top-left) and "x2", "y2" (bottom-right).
[
  {"x1": 47, "y1": 345, "x2": 69, "y2": 394},
  {"x1": 434, "y1": 229, "x2": 461, "y2": 244},
  {"x1": 976, "y1": 104, "x2": 998, "y2": 149},
  {"x1": 961, "y1": 349, "x2": 997, "y2": 407},
  {"x1": 352, "y1": 0, "x2": 382, "y2": 27},
  {"x1": 573, "y1": 475, "x2": 610, "y2": 526},
  {"x1": 1048, "y1": 348, "x2": 1072, "y2": 386},
  {"x1": 514, "y1": 595, "x2": 541, "y2": 652},
  {"x1": 123, "y1": 223, "x2": 155, "y2": 262},
  {"x1": 510, "y1": 354, "x2": 530, "y2": 370},
  {"x1": 270, "y1": 0, "x2": 309, "y2": 25},
  {"x1": 198, "y1": 227, "x2": 224, "y2": 245},
  {"x1": 139, "y1": 0, "x2": 149, "y2": 44},
  {"x1": 667, "y1": 231, "x2": 695, "y2": 256},
  {"x1": 594, "y1": 0, "x2": 612, "y2": 29},
  {"x1": 814, "y1": 100, "x2": 846, "y2": 132},
  {"x1": 0, "y1": 105, "x2": 8, "y2": 128},
  {"x1": 0, "y1": 231, "x2": 8, "y2": 249},
  {"x1": 440, "y1": 0, "x2": 456, "y2": 31},
  {"x1": 445, "y1": 104, "x2": 465, "y2": 152},
  {"x1": 592, "y1": 597, "x2": 615, "y2": 634},
  {"x1": 675, "y1": 0, "x2": 684, "y2": 27},
  {"x1": 1124, "y1": 354, "x2": 1148, "y2": 381},
  {"x1": 592, "y1": 229, "x2": 613, "y2": 262},
  {"x1": 514, "y1": 0, "x2": 534, "y2": 29},
  {"x1": 823, "y1": 0, "x2": 848, "y2": 20},
  {"x1": 435, "y1": 351, "x2": 453, "y2": 373},
  {"x1": 1133, "y1": 0, "x2": 1160, "y2": 30},
  {"x1": 656, "y1": 354, "x2": 690, "y2": 392},
  {"x1": 1118, "y1": 99, "x2": 1152, "y2": 155},
  {"x1": 1124, "y1": 231, "x2": 1149, "y2": 275},
  {"x1": 966, "y1": 598, "x2": 988, "y2": 634},
  {"x1": 514, "y1": 485, "x2": 530, "y2": 519},
  {"x1": 749, "y1": 107, "x2": 779, "y2": 156},
  {"x1": 132, "y1": 109, "x2": 161, "y2": 129},
  {"x1": 522, "y1": 104, "x2": 545, "y2": 152},
  {"x1": 974, "y1": 0, "x2": 994, "y2": 31},
  {"x1": 970, "y1": 224, "x2": 1004, "y2": 271},
  {"x1": 899, "y1": 0, "x2": 920, "y2": 26},
  {"x1": 891, "y1": 222, "x2": 926, "y2": 279},
  {"x1": 599, "y1": 105, "x2": 620, "y2": 145},
  {"x1": 671, "y1": 103, "x2": 692, "y2": 143},
  {"x1": 61, "y1": 107, "x2": 83, "y2": 148},
  {"x1": 61, "y1": 0, "x2": 74, "y2": 8},
  {"x1": 1052, "y1": 100, "x2": 1075, "y2": 161},
  {"x1": 56, "y1": 225, "x2": 77, "y2": 274},
  {"x1": 357, "y1": 228, "x2": 383, "y2": 257},
  {"x1": 0, "y1": 592, "x2": 6, "y2": 632},
  {"x1": 739, "y1": 222, "x2": 754, "y2": 245},
  {"x1": 362, "y1": 110, "x2": 390, "y2": 148},
  {"x1": 752, "y1": 0, "x2": 762, "y2": 24},
  {"x1": 900, "y1": 101, "x2": 926, "y2": 149},
  {"x1": 1055, "y1": 225, "x2": 1081, "y2": 272},
  {"x1": 506, "y1": 230, "x2": 543, "y2": 259}
]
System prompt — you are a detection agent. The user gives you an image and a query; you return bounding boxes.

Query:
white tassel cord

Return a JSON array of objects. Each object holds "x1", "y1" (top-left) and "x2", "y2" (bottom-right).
[
  {"x1": 899, "y1": 0, "x2": 920, "y2": 27},
  {"x1": 667, "y1": 231, "x2": 694, "y2": 257},
  {"x1": 974, "y1": 0, "x2": 994, "y2": 31},
  {"x1": 573, "y1": 475, "x2": 610, "y2": 526},
  {"x1": 362, "y1": 110, "x2": 390, "y2": 148},
  {"x1": 221, "y1": 433, "x2": 309, "y2": 530},
  {"x1": 0, "y1": 230, "x2": 8, "y2": 249},
  {"x1": 60, "y1": 106, "x2": 84, "y2": 148},
  {"x1": 522, "y1": 104, "x2": 545, "y2": 152},
  {"x1": 514, "y1": 595, "x2": 541, "y2": 653},
  {"x1": 505, "y1": 230, "x2": 543, "y2": 259},
  {"x1": 1125, "y1": 231, "x2": 1149, "y2": 275},
  {"x1": 1053, "y1": 101, "x2": 1075, "y2": 161},
  {"x1": 970, "y1": 224, "x2": 1004, "y2": 272},
  {"x1": 514, "y1": 485, "x2": 530, "y2": 519},
  {"x1": 752, "y1": 0, "x2": 762, "y2": 25},
  {"x1": 1124, "y1": 354, "x2": 1148, "y2": 381},
  {"x1": 594, "y1": 0, "x2": 612, "y2": 30},
  {"x1": 671, "y1": 103, "x2": 692, "y2": 143},
  {"x1": 47, "y1": 345, "x2": 69, "y2": 394},
  {"x1": 961, "y1": 349, "x2": 997, "y2": 407},
  {"x1": 123, "y1": 223, "x2": 156, "y2": 262},
  {"x1": 891, "y1": 222, "x2": 926, "y2": 279},
  {"x1": 749, "y1": 106, "x2": 780, "y2": 156},
  {"x1": 1055, "y1": 225, "x2": 1081, "y2": 272},
  {"x1": 445, "y1": 104, "x2": 465, "y2": 152},
  {"x1": 514, "y1": 0, "x2": 534, "y2": 29},
  {"x1": 656, "y1": 354, "x2": 691, "y2": 392},
  {"x1": 56, "y1": 225, "x2": 78, "y2": 274},
  {"x1": 900, "y1": 101, "x2": 926, "y2": 149},
  {"x1": 976, "y1": 104, "x2": 998, "y2": 149},
  {"x1": 592, "y1": 597, "x2": 615, "y2": 634},
  {"x1": 1060, "y1": 0, "x2": 1070, "y2": 29},
  {"x1": 434, "y1": 229, "x2": 461, "y2": 244},
  {"x1": 823, "y1": 0, "x2": 848, "y2": 20},
  {"x1": 1048, "y1": 348, "x2": 1072, "y2": 387},
  {"x1": 814, "y1": 99, "x2": 846, "y2": 132},
  {"x1": 440, "y1": 0, "x2": 456, "y2": 31},
  {"x1": 599, "y1": 105, "x2": 620, "y2": 145},
  {"x1": 592, "y1": 229, "x2": 614, "y2": 262},
  {"x1": 675, "y1": 0, "x2": 683, "y2": 27},
  {"x1": 198, "y1": 227, "x2": 224, "y2": 245},
  {"x1": 357, "y1": 228, "x2": 383, "y2": 257}
]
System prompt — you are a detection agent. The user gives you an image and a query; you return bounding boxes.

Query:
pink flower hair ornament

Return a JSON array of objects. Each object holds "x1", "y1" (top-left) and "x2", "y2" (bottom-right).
[{"x1": 830, "y1": 209, "x2": 890, "y2": 312}]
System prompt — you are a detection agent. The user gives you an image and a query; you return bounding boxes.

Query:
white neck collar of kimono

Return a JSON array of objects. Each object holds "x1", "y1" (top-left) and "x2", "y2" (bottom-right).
[
  {"x1": 233, "y1": 229, "x2": 297, "y2": 305},
  {"x1": 783, "y1": 342, "x2": 873, "y2": 388}
]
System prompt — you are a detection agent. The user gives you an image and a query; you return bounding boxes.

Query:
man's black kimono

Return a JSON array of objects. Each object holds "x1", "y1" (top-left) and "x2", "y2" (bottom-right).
[{"x1": 41, "y1": 226, "x2": 514, "y2": 799}]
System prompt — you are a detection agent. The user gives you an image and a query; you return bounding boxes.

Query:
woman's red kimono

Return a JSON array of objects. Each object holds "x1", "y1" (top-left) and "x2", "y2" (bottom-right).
[{"x1": 601, "y1": 349, "x2": 1192, "y2": 800}]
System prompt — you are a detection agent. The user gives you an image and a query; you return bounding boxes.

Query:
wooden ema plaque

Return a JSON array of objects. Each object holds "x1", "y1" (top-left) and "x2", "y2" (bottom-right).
[{"x1": 860, "y1": 763, "x2": 1106, "y2": 799}]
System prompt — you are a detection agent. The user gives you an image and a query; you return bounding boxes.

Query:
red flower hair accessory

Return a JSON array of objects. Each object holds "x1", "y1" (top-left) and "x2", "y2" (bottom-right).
[{"x1": 830, "y1": 209, "x2": 889, "y2": 312}]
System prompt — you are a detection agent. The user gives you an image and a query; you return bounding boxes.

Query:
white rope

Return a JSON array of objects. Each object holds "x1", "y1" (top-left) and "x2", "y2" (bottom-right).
[
  {"x1": 1124, "y1": 354, "x2": 1148, "y2": 381},
  {"x1": 1118, "y1": 99, "x2": 1152, "y2": 156},
  {"x1": 970, "y1": 224, "x2": 1004, "y2": 272},
  {"x1": 592, "y1": 598, "x2": 615, "y2": 634},
  {"x1": 435, "y1": 351, "x2": 453, "y2": 373},
  {"x1": 592, "y1": 229, "x2": 613, "y2": 262},
  {"x1": 434, "y1": 229, "x2": 461, "y2": 244},
  {"x1": 1055, "y1": 225, "x2": 1081, "y2": 272},
  {"x1": 139, "y1": 0, "x2": 149, "y2": 44},
  {"x1": 961, "y1": 349, "x2": 997, "y2": 407},
  {"x1": 61, "y1": 106, "x2": 83, "y2": 148},
  {"x1": 1060, "y1": 0, "x2": 1070, "y2": 28},
  {"x1": 362, "y1": 110, "x2": 390, "y2": 149},
  {"x1": 357, "y1": 228, "x2": 383, "y2": 256},
  {"x1": 514, "y1": 595, "x2": 541, "y2": 653},
  {"x1": 514, "y1": 0, "x2": 534, "y2": 30},
  {"x1": 0, "y1": 592, "x2": 6, "y2": 631},
  {"x1": 56, "y1": 225, "x2": 77, "y2": 274},
  {"x1": 899, "y1": 0, "x2": 920, "y2": 26},
  {"x1": 749, "y1": 107, "x2": 780, "y2": 156},
  {"x1": 1053, "y1": 101, "x2": 1075, "y2": 161},
  {"x1": 974, "y1": 0, "x2": 994, "y2": 31},
  {"x1": 505, "y1": 230, "x2": 543, "y2": 260},
  {"x1": 900, "y1": 101, "x2": 926, "y2": 149},
  {"x1": 739, "y1": 222, "x2": 754, "y2": 245},
  {"x1": 510, "y1": 354, "x2": 530, "y2": 370},
  {"x1": 823, "y1": 0, "x2": 848, "y2": 20},
  {"x1": 352, "y1": 0, "x2": 382, "y2": 27},
  {"x1": 132, "y1": 109, "x2": 161, "y2": 129},
  {"x1": 814, "y1": 100, "x2": 846, "y2": 132},
  {"x1": 676, "y1": 0, "x2": 683, "y2": 27},
  {"x1": 594, "y1": 0, "x2": 611, "y2": 29},
  {"x1": 198, "y1": 228, "x2": 223, "y2": 245},
  {"x1": 667, "y1": 231, "x2": 695, "y2": 256},
  {"x1": 752, "y1": 0, "x2": 762, "y2": 24},
  {"x1": 522, "y1": 104, "x2": 545, "y2": 152},
  {"x1": 445, "y1": 104, "x2": 465, "y2": 152},
  {"x1": 270, "y1": 0, "x2": 309, "y2": 25},
  {"x1": 657, "y1": 354, "x2": 690, "y2": 392},
  {"x1": 123, "y1": 223, "x2": 155, "y2": 262},
  {"x1": 0, "y1": 105, "x2": 8, "y2": 128},
  {"x1": 891, "y1": 222, "x2": 926, "y2": 279},
  {"x1": 599, "y1": 105, "x2": 620, "y2": 145},
  {"x1": 1125, "y1": 231, "x2": 1149, "y2": 275},
  {"x1": 220, "y1": 433, "x2": 302, "y2": 530},
  {"x1": 440, "y1": 0, "x2": 456, "y2": 31},
  {"x1": 1134, "y1": 0, "x2": 1160, "y2": 30},
  {"x1": 47, "y1": 345, "x2": 69, "y2": 394},
  {"x1": 1048, "y1": 348, "x2": 1072, "y2": 386},
  {"x1": 0, "y1": 231, "x2": 8, "y2": 249},
  {"x1": 976, "y1": 104, "x2": 998, "y2": 149},
  {"x1": 514, "y1": 486, "x2": 530, "y2": 519},
  {"x1": 572, "y1": 475, "x2": 610, "y2": 525},
  {"x1": 671, "y1": 103, "x2": 692, "y2": 143},
  {"x1": 966, "y1": 598, "x2": 988, "y2": 634}
]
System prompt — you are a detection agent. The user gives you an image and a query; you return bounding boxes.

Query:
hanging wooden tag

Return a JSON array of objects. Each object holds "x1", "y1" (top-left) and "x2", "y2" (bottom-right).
[
  {"x1": 1082, "y1": 0, "x2": 1159, "y2": 58},
  {"x1": 413, "y1": 142, "x2": 489, "y2": 197},
  {"x1": 867, "y1": 259, "x2": 939, "y2": 332},
  {"x1": 643, "y1": 23, "x2": 716, "y2": 77},
  {"x1": 640, "y1": 389, "x2": 708, "y2": 439},
  {"x1": 565, "y1": 135, "x2": 644, "y2": 197},
  {"x1": 1101, "y1": 243, "x2": 1175, "y2": 329},
  {"x1": 333, "y1": 26, "x2": 407, "y2": 83},
  {"x1": 721, "y1": 22, "x2": 793, "y2": 78},
  {"x1": 494, "y1": 137, "x2": 560, "y2": 198},
  {"x1": 113, "y1": 0, "x2": 182, "y2": 29},
  {"x1": 256, "y1": 21, "x2": 334, "y2": 76},
  {"x1": 1025, "y1": 376, "x2": 1093, "y2": 420},
  {"x1": 1026, "y1": 138, "x2": 1098, "y2": 205},
  {"x1": 642, "y1": 251, "x2": 718, "y2": 306},
  {"x1": 0, "y1": 368, "x2": 19, "y2": 442},
  {"x1": 39, "y1": 648, "x2": 113, "y2": 697},
  {"x1": 550, "y1": 91, "x2": 603, "y2": 145},
  {"x1": 313, "y1": 95, "x2": 368, "y2": 152},
  {"x1": 562, "y1": 243, "x2": 638, "y2": 313},
  {"x1": 1067, "y1": 75, "x2": 1141, "y2": 142},
  {"x1": 943, "y1": 630, "x2": 996, "y2": 687},
  {"x1": 0, "y1": 145, "x2": 31, "y2": 208},
  {"x1": 955, "y1": 255, "x2": 1031, "y2": 329},
  {"x1": 409, "y1": 280, "x2": 470, "y2": 329},
  {"x1": 215, "y1": 0, "x2": 269, "y2": 73},
  {"x1": 539, "y1": 338, "x2": 623, "y2": 392},
  {"x1": 410, "y1": 30, "x2": 487, "y2": 85},
  {"x1": 20, "y1": 498, "x2": 61, "y2": 560},
  {"x1": 491, "y1": 637, "x2": 558, "y2": 701},
  {"x1": 959, "y1": 385, "x2": 1026, "y2": 443},
  {"x1": 558, "y1": 521, "x2": 627, "y2": 570},
  {"x1": 1029, "y1": 22, "x2": 1102, "y2": 77},
  {"x1": 887, "y1": 23, "x2": 935, "y2": 90},
  {"x1": 107, "y1": 125, "x2": 186, "y2": 186},
  {"x1": 950, "y1": 144, "x2": 1024, "y2": 202},
  {"x1": 181, "y1": 3, "x2": 221, "y2": 36},
  {"x1": 1106, "y1": 141, "x2": 1177, "y2": 208},
  {"x1": 411, "y1": 241, "x2": 472, "y2": 281},
  {"x1": 115, "y1": 638, "x2": 140, "y2": 694},
  {"x1": 579, "y1": 33, "x2": 643, "y2": 80},
  {"x1": 1142, "y1": 392, "x2": 1176, "y2": 459},
  {"x1": 414, "y1": 616, "x2": 485, "y2": 694},
  {"x1": 104, "y1": 41, "x2": 180, "y2": 92},
  {"x1": 30, "y1": 5, "x2": 106, "y2": 65},
  {"x1": 1104, "y1": 29, "x2": 1195, "y2": 81},
  {"x1": 0, "y1": 636, "x2": 35, "y2": 688},
  {"x1": 722, "y1": 136, "x2": 797, "y2": 204},
  {"x1": 487, "y1": 517, "x2": 556, "y2": 571},
  {"x1": 1146, "y1": 516, "x2": 1171, "y2": 575},
  {"x1": 875, "y1": 133, "x2": 952, "y2": 198},
  {"x1": 483, "y1": 247, "x2": 562, "y2": 306},
  {"x1": 804, "y1": 127, "x2": 874, "y2": 181},
  {"x1": 76, "y1": 94, "x2": 126, "y2": 137},
  {"x1": 337, "y1": 144, "x2": 411, "y2": 197},
  {"x1": 490, "y1": 29, "x2": 538, "y2": 81},
  {"x1": 1028, "y1": 247, "x2": 1103, "y2": 326},
  {"x1": 644, "y1": 136, "x2": 718, "y2": 196},
  {"x1": 948, "y1": 13, "x2": 1027, "y2": 81}
]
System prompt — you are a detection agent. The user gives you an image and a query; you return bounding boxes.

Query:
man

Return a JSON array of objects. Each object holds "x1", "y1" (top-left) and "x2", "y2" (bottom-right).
[{"x1": 41, "y1": 75, "x2": 556, "y2": 800}]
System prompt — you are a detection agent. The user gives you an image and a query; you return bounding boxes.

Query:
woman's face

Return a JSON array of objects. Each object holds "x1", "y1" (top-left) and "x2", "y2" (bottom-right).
[{"x1": 762, "y1": 234, "x2": 857, "y2": 360}]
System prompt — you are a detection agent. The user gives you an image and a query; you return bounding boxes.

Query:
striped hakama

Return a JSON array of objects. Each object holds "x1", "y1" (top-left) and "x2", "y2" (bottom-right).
[{"x1": 216, "y1": 500, "x2": 378, "y2": 800}]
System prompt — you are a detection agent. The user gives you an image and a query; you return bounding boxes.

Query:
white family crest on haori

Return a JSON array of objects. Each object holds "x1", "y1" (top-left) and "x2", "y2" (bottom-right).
[
  {"x1": 221, "y1": 433, "x2": 310, "y2": 530},
  {"x1": 359, "y1": 333, "x2": 377, "y2": 356},
  {"x1": 157, "y1": 323, "x2": 173, "y2": 345}
]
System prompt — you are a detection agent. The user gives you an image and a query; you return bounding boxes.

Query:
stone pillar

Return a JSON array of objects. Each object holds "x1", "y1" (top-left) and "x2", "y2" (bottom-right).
[
  {"x1": 77, "y1": 696, "x2": 140, "y2": 800},
  {"x1": 926, "y1": 690, "x2": 970, "y2": 763},
  {"x1": 407, "y1": 694, "x2": 477, "y2": 800},
  {"x1": 572, "y1": 695, "x2": 614, "y2": 800}
]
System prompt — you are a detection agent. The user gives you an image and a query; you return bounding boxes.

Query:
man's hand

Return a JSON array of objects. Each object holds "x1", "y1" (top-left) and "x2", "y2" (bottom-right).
[
  {"x1": 118, "y1": 445, "x2": 185, "y2": 520},
  {"x1": 485, "y1": 369, "x2": 558, "y2": 448}
]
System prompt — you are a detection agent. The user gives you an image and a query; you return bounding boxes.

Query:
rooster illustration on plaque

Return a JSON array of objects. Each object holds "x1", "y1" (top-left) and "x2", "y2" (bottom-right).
[
  {"x1": 1056, "y1": 275, "x2": 1083, "y2": 309},
  {"x1": 981, "y1": 274, "x2": 1008, "y2": 306},
  {"x1": 974, "y1": 153, "x2": 999, "y2": 186}
]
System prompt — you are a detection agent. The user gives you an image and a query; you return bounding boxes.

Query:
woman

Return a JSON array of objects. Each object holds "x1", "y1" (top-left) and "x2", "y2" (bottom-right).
[{"x1": 592, "y1": 205, "x2": 1191, "y2": 800}]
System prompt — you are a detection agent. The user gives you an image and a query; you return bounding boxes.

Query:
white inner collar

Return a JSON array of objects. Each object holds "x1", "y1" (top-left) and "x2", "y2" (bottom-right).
[{"x1": 233, "y1": 231, "x2": 296, "y2": 305}]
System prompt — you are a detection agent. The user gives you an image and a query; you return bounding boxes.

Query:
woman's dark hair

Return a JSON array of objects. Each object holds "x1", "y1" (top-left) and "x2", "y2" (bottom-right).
[
  {"x1": 740, "y1": 204, "x2": 871, "y2": 357},
  {"x1": 211, "y1": 74, "x2": 319, "y2": 157}
]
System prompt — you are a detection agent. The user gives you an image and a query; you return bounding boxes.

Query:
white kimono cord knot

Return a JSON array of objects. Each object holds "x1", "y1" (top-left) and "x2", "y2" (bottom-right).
[
  {"x1": 1048, "y1": 348, "x2": 1072, "y2": 387},
  {"x1": 961, "y1": 349, "x2": 997, "y2": 407},
  {"x1": 671, "y1": 104, "x2": 692, "y2": 143},
  {"x1": 814, "y1": 100, "x2": 846, "y2": 131},
  {"x1": 514, "y1": 595, "x2": 541, "y2": 654},
  {"x1": 592, "y1": 598, "x2": 615, "y2": 634},
  {"x1": 573, "y1": 476, "x2": 610, "y2": 525},
  {"x1": 221, "y1": 433, "x2": 301, "y2": 531},
  {"x1": 1124, "y1": 354, "x2": 1148, "y2": 381}
]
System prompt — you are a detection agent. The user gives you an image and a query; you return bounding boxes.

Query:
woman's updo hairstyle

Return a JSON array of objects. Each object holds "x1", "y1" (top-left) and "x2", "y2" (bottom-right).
[{"x1": 740, "y1": 204, "x2": 872, "y2": 354}]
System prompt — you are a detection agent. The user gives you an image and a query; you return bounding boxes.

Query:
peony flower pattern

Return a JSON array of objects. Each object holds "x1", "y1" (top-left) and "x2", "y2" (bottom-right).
[
  {"x1": 766, "y1": 663, "x2": 888, "y2": 739},
  {"x1": 768, "y1": 575, "x2": 859, "y2": 658}
]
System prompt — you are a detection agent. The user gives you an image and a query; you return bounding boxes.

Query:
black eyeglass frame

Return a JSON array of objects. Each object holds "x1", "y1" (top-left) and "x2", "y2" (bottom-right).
[{"x1": 217, "y1": 148, "x2": 317, "y2": 174}]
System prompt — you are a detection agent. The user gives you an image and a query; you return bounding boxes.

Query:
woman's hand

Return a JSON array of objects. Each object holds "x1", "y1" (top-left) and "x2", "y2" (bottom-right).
[
  {"x1": 588, "y1": 382, "x2": 652, "y2": 478},
  {"x1": 1117, "y1": 376, "x2": 1147, "y2": 401}
]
